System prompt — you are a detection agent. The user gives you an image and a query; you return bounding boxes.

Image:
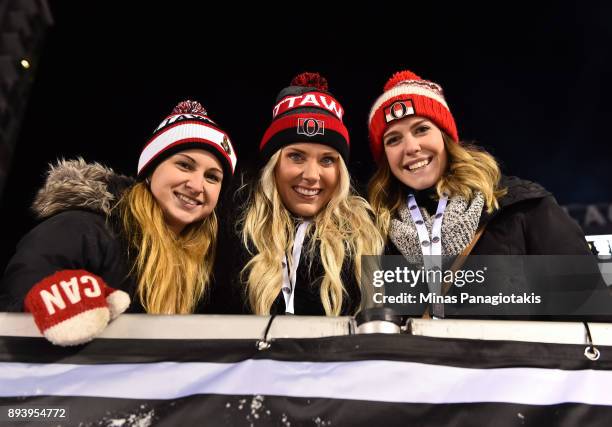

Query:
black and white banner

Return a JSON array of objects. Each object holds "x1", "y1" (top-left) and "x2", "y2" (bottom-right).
[{"x1": 1, "y1": 334, "x2": 611, "y2": 426}]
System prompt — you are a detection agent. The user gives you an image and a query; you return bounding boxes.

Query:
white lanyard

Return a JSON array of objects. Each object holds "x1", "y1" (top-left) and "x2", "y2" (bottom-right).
[
  {"x1": 407, "y1": 193, "x2": 448, "y2": 318},
  {"x1": 281, "y1": 220, "x2": 311, "y2": 314},
  {"x1": 407, "y1": 193, "x2": 448, "y2": 257}
]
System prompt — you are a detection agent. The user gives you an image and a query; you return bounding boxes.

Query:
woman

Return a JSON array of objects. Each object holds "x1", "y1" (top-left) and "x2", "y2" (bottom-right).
[
  {"x1": 1, "y1": 100, "x2": 237, "y2": 344},
  {"x1": 367, "y1": 70, "x2": 608, "y2": 319},
  {"x1": 235, "y1": 72, "x2": 383, "y2": 316}
]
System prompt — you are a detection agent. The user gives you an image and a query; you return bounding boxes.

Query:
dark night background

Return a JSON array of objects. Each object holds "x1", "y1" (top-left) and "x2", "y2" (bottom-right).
[{"x1": 1, "y1": 1, "x2": 611, "y2": 269}]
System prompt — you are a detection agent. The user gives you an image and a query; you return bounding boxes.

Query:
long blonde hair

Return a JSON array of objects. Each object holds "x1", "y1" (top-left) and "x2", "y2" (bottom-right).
[
  {"x1": 115, "y1": 181, "x2": 217, "y2": 314},
  {"x1": 239, "y1": 150, "x2": 384, "y2": 316},
  {"x1": 368, "y1": 133, "x2": 507, "y2": 239}
]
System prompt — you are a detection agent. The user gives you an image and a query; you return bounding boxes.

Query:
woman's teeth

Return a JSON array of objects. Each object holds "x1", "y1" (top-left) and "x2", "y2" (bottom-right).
[
  {"x1": 176, "y1": 193, "x2": 201, "y2": 205},
  {"x1": 408, "y1": 159, "x2": 431, "y2": 171},
  {"x1": 294, "y1": 186, "x2": 321, "y2": 196}
]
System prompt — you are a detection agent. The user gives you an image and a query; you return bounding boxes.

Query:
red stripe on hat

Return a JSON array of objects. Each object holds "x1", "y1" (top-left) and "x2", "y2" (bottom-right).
[
  {"x1": 260, "y1": 113, "x2": 350, "y2": 151},
  {"x1": 139, "y1": 138, "x2": 233, "y2": 175}
]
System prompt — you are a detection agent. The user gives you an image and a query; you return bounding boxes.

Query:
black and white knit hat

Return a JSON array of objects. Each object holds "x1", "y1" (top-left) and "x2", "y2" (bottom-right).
[
  {"x1": 259, "y1": 72, "x2": 350, "y2": 163},
  {"x1": 137, "y1": 100, "x2": 237, "y2": 181}
]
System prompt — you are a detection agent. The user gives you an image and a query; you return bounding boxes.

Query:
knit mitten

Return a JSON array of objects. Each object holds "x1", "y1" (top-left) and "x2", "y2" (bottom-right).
[{"x1": 24, "y1": 269, "x2": 130, "y2": 346}]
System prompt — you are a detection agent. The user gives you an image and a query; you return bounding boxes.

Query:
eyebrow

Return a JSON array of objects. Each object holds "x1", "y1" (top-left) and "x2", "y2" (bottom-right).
[
  {"x1": 383, "y1": 130, "x2": 400, "y2": 140},
  {"x1": 409, "y1": 119, "x2": 429, "y2": 129},
  {"x1": 177, "y1": 153, "x2": 196, "y2": 163},
  {"x1": 286, "y1": 148, "x2": 338, "y2": 157},
  {"x1": 208, "y1": 168, "x2": 223, "y2": 175},
  {"x1": 383, "y1": 119, "x2": 430, "y2": 139},
  {"x1": 177, "y1": 153, "x2": 223, "y2": 175},
  {"x1": 286, "y1": 148, "x2": 306, "y2": 154}
]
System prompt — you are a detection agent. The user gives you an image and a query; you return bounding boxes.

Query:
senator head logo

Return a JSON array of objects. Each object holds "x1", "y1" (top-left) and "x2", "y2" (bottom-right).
[
  {"x1": 384, "y1": 99, "x2": 415, "y2": 123},
  {"x1": 297, "y1": 118, "x2": 325, "y2": 137},
  {"x1": 221, "y1": 135, "x2": 232, "y2": 155}
]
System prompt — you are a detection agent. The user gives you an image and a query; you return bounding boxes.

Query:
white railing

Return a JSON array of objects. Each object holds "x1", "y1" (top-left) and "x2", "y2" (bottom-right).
[{"x1": 2, "y1": 312, "x2": 612, "y2": 345}]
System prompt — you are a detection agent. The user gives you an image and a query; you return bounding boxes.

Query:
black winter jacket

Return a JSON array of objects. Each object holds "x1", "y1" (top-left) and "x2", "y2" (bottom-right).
[
  {"x1": 385, "y1": 176, "x2": 593, "y2": 256},
  {"x1": 384, "y1": 176, "x2": 612, "y2": 319},
  {"x1": 0, "y1": 159, "x2": 212, "y2": 313}
]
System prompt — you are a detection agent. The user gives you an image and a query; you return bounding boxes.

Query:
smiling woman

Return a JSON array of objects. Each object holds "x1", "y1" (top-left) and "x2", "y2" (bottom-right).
[
  {"x1": 367, "y1": 70, "x2": 587, "y2": 258},
  {"x1": 236, "y1": 72, "x2": 384, "y2": 316},
  {"x1": 274, "y1": 143, "x2": 340, "y2": 218},
  {"x1": 366, "y1": 70, "x2": 609, "y2": 319},
  {"x1": 0, "y1": 100, "x2": 238, "y2": 345},
  {"x1": 382, "y1": 116, "x2": 448, "y2": 191},
  {"x1": 149, "y1": 150, "x2": 223, "y2": 235}
]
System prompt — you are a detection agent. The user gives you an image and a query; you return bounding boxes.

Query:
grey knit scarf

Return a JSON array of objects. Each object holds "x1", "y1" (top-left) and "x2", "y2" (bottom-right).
[{"x1": 389, "y1": 192, "x2": 485, "y2": 263}]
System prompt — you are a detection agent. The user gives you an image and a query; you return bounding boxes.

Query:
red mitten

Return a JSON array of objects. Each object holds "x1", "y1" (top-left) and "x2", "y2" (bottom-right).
[{"x1": 24, "y1": 269, "x2": 130, "y2": 346}]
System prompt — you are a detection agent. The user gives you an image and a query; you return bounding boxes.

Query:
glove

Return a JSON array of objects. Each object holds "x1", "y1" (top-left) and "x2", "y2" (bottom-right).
[{"x1": 24, "y1": 269, "x2": 130, "y2": 346}]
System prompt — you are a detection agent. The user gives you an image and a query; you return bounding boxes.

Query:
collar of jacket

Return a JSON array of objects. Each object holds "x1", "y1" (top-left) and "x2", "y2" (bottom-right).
[
  {"x1": 31, "y1": 157, "x2": 134, "y2": 220},
  {"x1": 478, "y1": 175, "x2": 552, "y2": 226}
]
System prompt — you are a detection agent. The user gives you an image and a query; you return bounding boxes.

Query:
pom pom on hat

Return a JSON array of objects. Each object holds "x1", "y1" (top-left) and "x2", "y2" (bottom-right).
[
  {"x1": 291, "y1": 72, "x2": 329, "y2": 92},
  {"x1": 172, "y1": 100, "x2": 208, "y2": 116},
  {"x1": 383, "y1": 70, "x2": 423, "y2": 91}
]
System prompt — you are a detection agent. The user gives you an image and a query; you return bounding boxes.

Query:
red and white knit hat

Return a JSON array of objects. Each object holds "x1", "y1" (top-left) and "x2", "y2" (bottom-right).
[
  {"x1": 137, "y1": 100, "x2": 237, "y2": 181},
  {"x1": 368, "y1": 70, "x2": 458, "y2": 163}
]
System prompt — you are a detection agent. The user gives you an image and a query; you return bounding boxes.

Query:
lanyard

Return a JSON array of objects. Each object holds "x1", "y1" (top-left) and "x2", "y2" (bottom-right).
[
  {"x1": 281, "y1": 220, "x2": 311, "y2": 314},
  {"x1": 407, "y1": 193, "x2": 448, "y2": 256},
  {"x1": 407, "y1": 193, "x2": 448, "y2": 318}
]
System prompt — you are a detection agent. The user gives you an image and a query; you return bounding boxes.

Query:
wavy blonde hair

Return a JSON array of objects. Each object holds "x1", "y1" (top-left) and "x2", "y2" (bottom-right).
[
  {"x1": 239, "y1": 150, "x2": 384, "y2": 316},
  {"x1": 368, "y1": 133, "x2": 507, "y2": 239},
  {"x1": 115, "y1": 182, "x2": 217, "y2": 314}
]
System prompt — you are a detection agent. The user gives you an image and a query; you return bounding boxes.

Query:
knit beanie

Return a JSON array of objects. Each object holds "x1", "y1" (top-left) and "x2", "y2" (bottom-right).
[
  {"x1": 368, "y1": 70, "x2": 458, "y2": 163},
  {"x1": 137, "y1": 100, "x2": 237, "y2": 182},
  {"x1": 260, "y1": 72, "x2": 350, "y2": 163}
]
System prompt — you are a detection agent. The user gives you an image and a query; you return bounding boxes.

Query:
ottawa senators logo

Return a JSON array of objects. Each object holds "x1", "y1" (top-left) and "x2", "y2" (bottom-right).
[
  {"x1": 384, "y1": 99, "x2": 415, "y2": 123},
  {"x1": 221, "y1": 136, "x2": 232, "y2": 155},
  {"x1": 297, "y1": 118, "x2": 325, "y2": 137}
]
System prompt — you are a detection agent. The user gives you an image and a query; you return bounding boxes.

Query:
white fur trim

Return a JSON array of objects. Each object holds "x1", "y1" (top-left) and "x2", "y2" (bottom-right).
[
  {"x1": 106, "y1": 290, "x2": 131, "y2": 320},
  {"x1": 43, "y1": 308, "x2": 110, "y2": 346},
  {"x1": 368, "y1": 85, "x2": 449, "y2": 124}
]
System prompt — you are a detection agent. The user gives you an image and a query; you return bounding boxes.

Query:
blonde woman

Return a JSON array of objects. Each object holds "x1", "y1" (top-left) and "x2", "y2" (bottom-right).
[
  {"x1": 367, "y1": 70, "x2": 608, "y2": 319},
  {"x1": 1, "y1": 100, "x2": 237, "y2": 344},
  {"x1": 238, "y1": 72, "x2": 383, "y2": 316}
]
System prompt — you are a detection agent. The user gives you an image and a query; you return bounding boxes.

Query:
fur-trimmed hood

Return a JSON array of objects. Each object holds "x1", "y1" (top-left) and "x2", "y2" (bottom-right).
[{"x1": 32, "y1": 158, "x2": 135, "y2": 219}]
